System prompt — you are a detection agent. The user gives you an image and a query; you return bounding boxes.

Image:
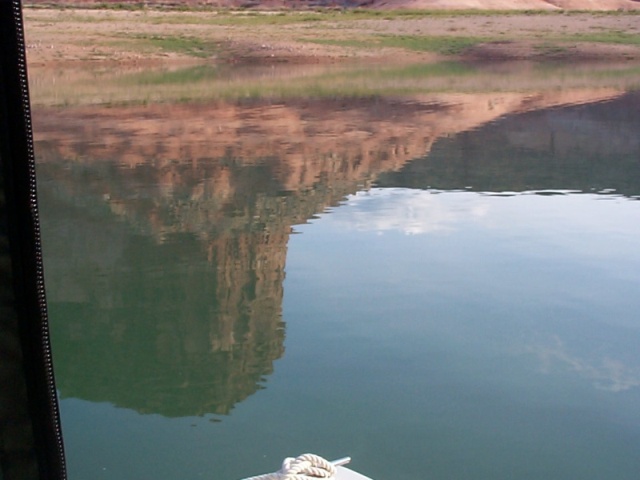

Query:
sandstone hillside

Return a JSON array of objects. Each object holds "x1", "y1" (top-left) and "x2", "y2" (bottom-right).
[
  {"x1": 367, "y1": 0, "x2": 640, "y2": 10},
  {"x1": 25, "y1": 0, "x2": 640, "y2": 9}
]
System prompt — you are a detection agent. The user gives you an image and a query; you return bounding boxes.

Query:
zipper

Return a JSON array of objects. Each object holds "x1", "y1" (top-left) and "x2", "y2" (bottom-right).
[{"x1": 0, "y1": 0, "x2": 67, "y2": 478}]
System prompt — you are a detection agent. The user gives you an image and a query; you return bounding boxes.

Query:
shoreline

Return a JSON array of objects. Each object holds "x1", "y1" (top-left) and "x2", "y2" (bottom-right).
[{"x1": 23, "y1": 7, "x2": 640, "y2": 67}]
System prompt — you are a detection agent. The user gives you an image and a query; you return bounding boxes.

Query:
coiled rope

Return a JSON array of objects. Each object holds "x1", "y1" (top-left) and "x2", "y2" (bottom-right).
[{"x1": 241, "y1": 453, "x2": 340, "y2": 480}]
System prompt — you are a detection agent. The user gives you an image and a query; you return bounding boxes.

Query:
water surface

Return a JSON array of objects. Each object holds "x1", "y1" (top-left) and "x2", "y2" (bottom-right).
[{"x1": 33, "y1": 62, "x2": 640, "y2": 480}]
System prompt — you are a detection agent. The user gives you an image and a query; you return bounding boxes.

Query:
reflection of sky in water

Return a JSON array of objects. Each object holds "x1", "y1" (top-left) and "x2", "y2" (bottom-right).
[
  {"x1": 284, "y1": 187, "x2": 640, "y2": 480},
  {"x1": 322, "y1": 188, "x2": 640, "y2": 308},
  {"x1": 34, "y1": 77, "x2": 640, "y2": 479},
  {"x1": 52, "y1": 186, "x2": 640, "y2": 480},
  {"x1": 331, "y1": 187, "x2": 639, "y2": 247},
  {"x1": 526, "y1": 335, "x2": 640, "y2": 393},
  {"x1": 290, "y1": 187, "x2": 640, "y2": 397},
  {"x1": 330, "y1": 188, "x2": 491, "y2": 235}
]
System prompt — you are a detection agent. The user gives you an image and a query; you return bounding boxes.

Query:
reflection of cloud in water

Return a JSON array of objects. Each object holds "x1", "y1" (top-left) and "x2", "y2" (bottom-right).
[
  {"x1": 336, "y1": 188, "x2": 489, "y2": 235},
  {"x1": 527, "y1": 335, "x2": 640, "y2": 393}
]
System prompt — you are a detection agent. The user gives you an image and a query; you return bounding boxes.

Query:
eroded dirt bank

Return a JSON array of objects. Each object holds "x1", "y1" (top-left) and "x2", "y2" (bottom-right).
[{"x1": 23, "y1": 8, "x2": 640, "y2": 66}]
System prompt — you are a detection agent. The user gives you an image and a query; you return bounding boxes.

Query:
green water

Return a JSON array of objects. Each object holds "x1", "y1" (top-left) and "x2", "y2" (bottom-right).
[{"x1": 33, "y1": 63, "x2": 640, "y2": 480}]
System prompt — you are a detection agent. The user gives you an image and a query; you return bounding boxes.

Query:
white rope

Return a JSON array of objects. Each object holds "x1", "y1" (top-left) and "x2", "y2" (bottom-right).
[{"x1": 240, "y1": 453, "x2": 337, "y2": 480}]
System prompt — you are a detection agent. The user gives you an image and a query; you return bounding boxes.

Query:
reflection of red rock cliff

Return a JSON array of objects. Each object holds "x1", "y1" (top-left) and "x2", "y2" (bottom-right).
[
  {"x1": 33, "y1": 90, "x2": 623, "y2": 235},
  {"x1": 42, "y1": 202, "x2": 287, "y2": 417},
  {"x1": 37, "y1": 89, "x2": 630, "y2": 417},
  {"x1": 34, "y1": 97, "x2": 437, "y2": 191},
  {"x1": 33, "y1": 90, "x2": 621, "y2": 180},
  {"x1": 206, "y1": 229, "x2": 287, "y2": 355},
  {"x1": 377, "y1": 91, "x2": 640, "y2": 195}
]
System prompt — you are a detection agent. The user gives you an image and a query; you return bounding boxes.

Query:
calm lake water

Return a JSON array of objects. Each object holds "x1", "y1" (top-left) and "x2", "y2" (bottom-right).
[{"x1": 32, "y1": 62, "x2": 640, "y2": 480}]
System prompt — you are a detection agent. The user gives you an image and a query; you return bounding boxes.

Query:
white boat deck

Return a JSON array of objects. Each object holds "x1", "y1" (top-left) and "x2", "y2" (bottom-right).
[
  {"x1": 240, "y1": 454, "x2": 372, "y2": 480},
  {"x1": 335, "y1": 465, "x2": 373, "y2": 480}
]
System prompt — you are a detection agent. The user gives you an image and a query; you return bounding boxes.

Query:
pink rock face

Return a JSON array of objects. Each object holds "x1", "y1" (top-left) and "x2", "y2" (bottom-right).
[{"x1": 22, "y1": 0, "x2": 640, "y2": 9}]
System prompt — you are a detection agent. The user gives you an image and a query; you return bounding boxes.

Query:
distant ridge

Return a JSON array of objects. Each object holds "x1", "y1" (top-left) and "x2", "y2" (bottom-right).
[
  {"x1": 365, "y1": 0, "x2": 640, "y2": 10},
  {"x1": 24, "y1": 0, "x2": 640, "y2": 10}
]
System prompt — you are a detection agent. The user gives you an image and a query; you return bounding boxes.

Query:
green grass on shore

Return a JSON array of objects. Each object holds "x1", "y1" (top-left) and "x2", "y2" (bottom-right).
[
  {"x1": 377, "y1": 35, "x2": 484, "y2": 54},
  {"x1": 22, "y1": 5, "x2": 640, "y2": 63},
  {"x1": 24, "y1": 4, "x2": 640, "y2": 26},
  {"x1": 307, "y1": 35, "x2": 485, "y2": 55},
  {"x1": 131, "y1": 34, "x2": 220, "y2": 57},
  {"x1": 564, "y1": 31, "x2": 640, "y2": 46}
]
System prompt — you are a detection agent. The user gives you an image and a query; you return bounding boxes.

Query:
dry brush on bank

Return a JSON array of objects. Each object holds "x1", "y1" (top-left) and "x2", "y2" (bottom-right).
[{"x1": 23, "y1": 7, "x2": 640, "y2": 66}]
